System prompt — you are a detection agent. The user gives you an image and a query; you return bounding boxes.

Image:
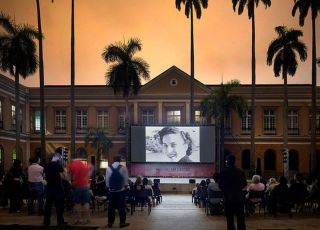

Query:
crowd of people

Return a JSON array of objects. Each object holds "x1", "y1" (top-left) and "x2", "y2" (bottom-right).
[
  {"x1": 0, "y1": 153, "x2": 163, "y2": 228},
  {"x1": 192, "y1": 155, "x2": 320, "y2": 230},
  {"x1": 1, "y1": 152, "x2": 320, "y2": 230},
  {"x1": 194, "y1": 170, "x2": 320, "y2": 222}
]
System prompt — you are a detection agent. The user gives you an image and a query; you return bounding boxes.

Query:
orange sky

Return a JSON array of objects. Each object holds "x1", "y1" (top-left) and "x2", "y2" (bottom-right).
[{"x1": 0, "y1": 0, "x2": 319, "y2": 87}]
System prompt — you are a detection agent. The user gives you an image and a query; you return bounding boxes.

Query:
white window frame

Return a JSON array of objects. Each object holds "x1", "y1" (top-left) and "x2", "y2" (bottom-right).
[
  {"x1": 195, "y1": 110, "x2": 205, "y2": 124},
  {"x1": 241, "y1": 110, "x2": 251, "y2": 132},
  {"x1": 264, "y1": 109, "x2": 276, "y2": 134},
  {"x1": 11, "y1": 105, "x2": 15, "y2": 129},
  {"x1": 76, "y1": 109, "x2": 88, "y2": 131},
  {"x1": 142, "y1": 109, "x2": 155, "y2": 125},
  {"x1": 309, "y1": 110, "x2": 320, "y2": 134},
  {"x1": 97, "y1": 109, "x2": 110, "y2": 129},
  {"x1": 167, "y1": 110, "x2": 181, "y2": 124},
  {"x1": 34, "y1": 110, "x2": 41, "y2": 133},
  {"x1": 55, "y1": 110, "x2": 66, "y2": 133},
  {"x1": 118, "y1": 110, "x2": 126, "y2": 130},
  {"x1": 288, "y1": 109, "x2": 299, "y2": 135}
]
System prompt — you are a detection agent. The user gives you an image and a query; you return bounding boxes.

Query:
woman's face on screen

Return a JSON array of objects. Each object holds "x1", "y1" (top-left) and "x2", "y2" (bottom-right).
[{"x1": 162, "y1": 133, "x2": 188, "y2": 161}]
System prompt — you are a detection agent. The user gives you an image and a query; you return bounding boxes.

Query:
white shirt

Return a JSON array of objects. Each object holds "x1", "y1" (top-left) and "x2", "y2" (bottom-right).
[{"x1": 28, "y1": 163, "x2": 44, "y2": 183}]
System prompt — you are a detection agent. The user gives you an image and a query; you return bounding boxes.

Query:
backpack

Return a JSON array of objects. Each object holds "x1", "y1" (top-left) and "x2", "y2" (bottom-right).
[{"x1": 109, "y1": 165, "x2": 123, "y2": 191}]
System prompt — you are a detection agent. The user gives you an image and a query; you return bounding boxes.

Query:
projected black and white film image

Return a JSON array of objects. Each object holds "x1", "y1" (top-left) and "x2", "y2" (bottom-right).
[{"x1": 146, "y1": 126, "x2": 200, "y2": 162}]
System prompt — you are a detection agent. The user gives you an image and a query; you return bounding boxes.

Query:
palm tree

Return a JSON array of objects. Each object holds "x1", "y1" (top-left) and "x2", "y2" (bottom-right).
[
  {"x1": 84, "y1": 127, "x2": 112, "y2": 172},
  {"x1": 267, "y1": 26, "x2": 307, "y2": 178},
  {"x1": 0, "y1": 13, "x2": 40, "y2": 159},
  {"x1": 70, "y1": 0, "x2": 76, "y2": 158},
  {"x1": 175, "y1": 0, "x2": 208, "y2": 124},
  {"x1": 231, "y1": 0, "x2": 271, "y2": 173},
  {"x1": 200, "y1": 80, "x2": 247, "y2": 172},
  {"x1": 102, "y1": 38, "x2": 150, "y2": 160},
  {"x1": 36, "y1": 0, "x2": 54, "y2": 162},
  {"x1": 293, "y1": 0, "x2": 320, "y2": 174}
]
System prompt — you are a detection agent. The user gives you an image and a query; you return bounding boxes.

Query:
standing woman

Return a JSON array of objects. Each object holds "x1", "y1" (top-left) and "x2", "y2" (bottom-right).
[{"x1": 8, "y1": 159, "x2": 24, "y2": 213}]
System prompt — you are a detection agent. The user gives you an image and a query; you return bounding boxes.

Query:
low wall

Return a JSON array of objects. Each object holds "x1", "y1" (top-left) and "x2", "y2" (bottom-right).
[{"x1": 159, "y1": 183, "x2": 195, "y2": 193}]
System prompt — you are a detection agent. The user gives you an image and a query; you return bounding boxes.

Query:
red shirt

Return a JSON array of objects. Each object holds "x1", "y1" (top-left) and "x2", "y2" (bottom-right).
[{"x1": 68, "y1": 160, "x2": 89, "y2": 188}]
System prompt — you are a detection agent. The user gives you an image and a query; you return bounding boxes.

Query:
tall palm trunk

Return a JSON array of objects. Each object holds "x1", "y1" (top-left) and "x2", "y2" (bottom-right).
[
  {"x1": 190, "y1": 5, "x2": 195, "y2": 124},
  {"x1": 310, "y1": 14, "x2": 317, "y2": 174},
  {"x1": 125, "y1": 97, "x2": 130, "y2": 164},
  {"x1": 96, "y1": 148, "x2": 100, "y2": 172},
  {"x1": 36, "y1": 0, "x2": 46, "y2": 162},
  {"x1": 70, "y1": 0, "x2": 76, "y2": 158},
  {"x1": 219, "y1": 117, "x2": 225, "y2": 173},
  {"x1": 250, "y1": 8, "x2": 256, "y2": 171},
  {"x1": 283, "y1": 70, "x2": 289, "y2": 178},
  {"x1": 14, "y1": 70, "x2": 21, "y2": 159}
]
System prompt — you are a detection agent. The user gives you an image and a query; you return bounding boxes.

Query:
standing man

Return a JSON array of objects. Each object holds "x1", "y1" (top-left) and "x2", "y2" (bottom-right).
[
  {"x1": 43, "y1": 153, "x2": 67, "y2": 226},
  {"x1": 105, "y1": 155, "x2": 129, "y2": 228},
  {"x1": 68, "y1": 154, "x2": 91, "y2": 224},
  {"x1": 27, "y1": 156, "x2": 44, "y2": 215},
  {"x1": 219, "y1": 154, "x2": 247, "y2": 230}
]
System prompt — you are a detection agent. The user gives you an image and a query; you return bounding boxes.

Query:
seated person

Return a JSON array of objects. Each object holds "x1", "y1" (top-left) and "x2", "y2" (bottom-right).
[
  {"x1": 197, "y1": 180, "x2": 208, "y2": 207},
  {"x1": 142, "y1": 177, "x2": 148, "y2": 186},
  {"x1": 207, "y1": 173, "x2": 222, "y2": 205},
  {"x1": 134, "y1": 176, "x2": 143, "y2": 190},
  {"x1": 94, "y1": 174, "x2": 108, "y2": 198},
  {"x1": 290, "y1": 173, "x2": 308, "y2": 212},
  {"x1": 207, "y1": 173, "x2": 224, "y2": 215},
  {"x1": 268, "y1": 176, "x2": 291, "y2": 214},
  {"x1": 245, "y1": 175, "x2": 265, "y2": 214},
  {"x1": 145, "y1": 180, "x2": 154, "y2": 204},
  {"x1": 246, "y1": 175, "x2": 265, "y2": 201},
  {"x1": 307, "y1": 177, "x2": 319, "y2": 201},
  {"x1": 152, "y1": 182, "x2": 162, "y2": 204},
  {"x1": 192, "y1": 183, "x2": 199, "y2": 204},
  {"x1": 133, "y1": 176, "x2": 147, "y2": 209},
  {"x1": 265, "y1": 178, "x2": 279, "y2": 196}
]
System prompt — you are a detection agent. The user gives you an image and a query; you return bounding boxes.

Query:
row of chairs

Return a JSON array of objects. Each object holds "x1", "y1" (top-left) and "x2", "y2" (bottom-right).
[
  {"x1": 245, "y1": 189, "x2": 320, "y2": 217},
  {"x1": 192, "y1": 188, "x2": 224, "y2": 216},
  {"x1": 127, "y1": 186, "x2": 162, "y2": 216}
]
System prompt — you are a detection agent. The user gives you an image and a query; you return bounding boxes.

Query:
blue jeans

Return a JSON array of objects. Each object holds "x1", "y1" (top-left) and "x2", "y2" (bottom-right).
[{"x1": 27, "y1": 182, "x2": 44, "y2": 214}]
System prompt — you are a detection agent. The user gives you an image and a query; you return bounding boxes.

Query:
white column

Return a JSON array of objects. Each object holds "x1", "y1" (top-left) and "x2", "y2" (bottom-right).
[
  {"x1": 186, "y1": 102, "x2": 190, "y2": 124},
  {"x1": 133, "y1": 102, "x2": 138, "y2": 124},
  {"x1": 158, "y1": 102, "x2": 163, "y2": 124}
]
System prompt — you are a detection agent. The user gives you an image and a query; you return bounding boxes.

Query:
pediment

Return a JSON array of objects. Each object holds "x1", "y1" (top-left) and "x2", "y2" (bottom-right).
[{"x1": 140, "y1": 66, "x2": 211, "y2": 96}]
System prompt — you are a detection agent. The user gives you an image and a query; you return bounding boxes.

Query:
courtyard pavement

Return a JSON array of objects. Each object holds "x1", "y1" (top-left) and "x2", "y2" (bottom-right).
[{"x1": 0, "y1": 194, "x2": 319, "y2": 230}]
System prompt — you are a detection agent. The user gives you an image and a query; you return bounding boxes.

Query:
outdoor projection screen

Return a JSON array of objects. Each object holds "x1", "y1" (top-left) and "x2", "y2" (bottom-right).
[{"x1": 131, "y1": 126, "x2": 215, "y2": 163}]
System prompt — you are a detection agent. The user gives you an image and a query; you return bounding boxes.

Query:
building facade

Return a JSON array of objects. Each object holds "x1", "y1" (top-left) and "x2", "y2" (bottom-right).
[{"x1": 0, "y1": 66, "x2": 319, "y2": 177}]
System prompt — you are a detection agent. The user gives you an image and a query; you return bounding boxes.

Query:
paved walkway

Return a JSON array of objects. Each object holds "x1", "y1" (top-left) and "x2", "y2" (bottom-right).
[{"x1": 0, "y1": 194, "x2": 319, "y2": 229}]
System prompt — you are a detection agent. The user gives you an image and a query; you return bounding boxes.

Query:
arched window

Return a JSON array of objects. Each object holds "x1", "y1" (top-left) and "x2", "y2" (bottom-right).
[
  {"x1": 255, "y1": 157, "x2": 262, "y2": 175},
  {"x1": 241, "y1": 149, "x2": 251, "y2": 170},
  {"x1": 264, "y1": 149, "x2": 276, "y2": 170},
  {"x1": 224, "y1": 149, "x2": 231, "y2": 168},
  {"x1": 76, "y1": 147, "x2": 87, "y2": 160},
  {"x1": 12, "y1": 146, "x2": 22, "y2": 161},
  {"x1": 289, "y1": 150, "x2": 299, "y2": 171},
  {"x1": 34, "y1": 147, "x2": 41, "y2": 159}
]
